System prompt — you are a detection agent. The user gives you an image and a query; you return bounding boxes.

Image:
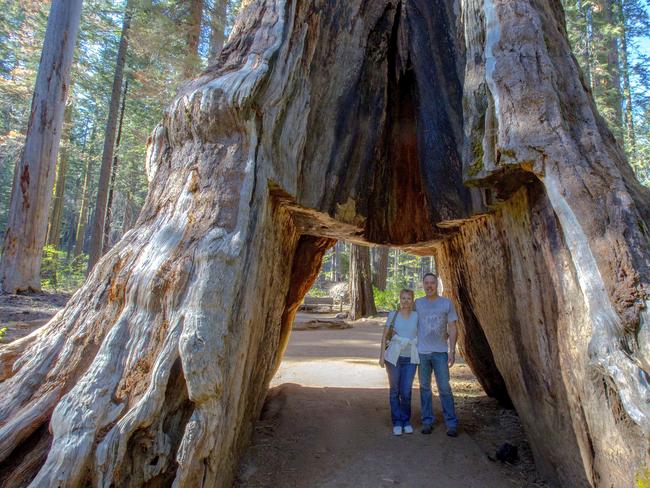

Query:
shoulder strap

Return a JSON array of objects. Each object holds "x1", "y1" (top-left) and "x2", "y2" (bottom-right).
[{"x1": 388, "y1": 310, "x2": 398, "y2": 335}]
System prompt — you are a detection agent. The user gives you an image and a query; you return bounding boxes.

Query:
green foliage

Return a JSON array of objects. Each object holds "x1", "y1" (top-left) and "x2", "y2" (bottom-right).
[
  {"x1": 0, "y1": 326, "x2": 7, "y2": 341},
  {"x1": 373, "y1": 286, "x2": 425, "y2": 311},
  {"x1": 0, "y1": 0, "x2": 243, "y2": 293},
  {"x1": 562, "y1": 0, "x2": 650, "y2": 186},
  {"x1": 306, "y1": 287, "x2": 329, "y2": 298},
  {"x1": 314, "y1": 243, "x2": 432, "y2": 311},
  {"x1": 41, "y1": 245, "x2": 88, "y2": 292}
]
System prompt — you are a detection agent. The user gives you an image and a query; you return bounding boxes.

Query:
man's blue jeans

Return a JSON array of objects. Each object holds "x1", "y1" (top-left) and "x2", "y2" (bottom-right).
[
  {"x1": 386, "y1": 356, "x2": 417, "y2": 427},
  {"x1": 418, "y1": 352, "x2": 457, "y2": 428}
]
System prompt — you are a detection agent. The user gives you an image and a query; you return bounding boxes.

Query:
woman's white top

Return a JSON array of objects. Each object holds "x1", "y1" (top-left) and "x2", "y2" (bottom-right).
[{"x1": 384, "y1": 311, "x2": 419, "y2": 366}]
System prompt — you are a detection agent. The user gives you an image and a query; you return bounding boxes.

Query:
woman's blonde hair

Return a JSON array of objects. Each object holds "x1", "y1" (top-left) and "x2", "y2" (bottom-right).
[{"x1": 399, "y1": 288, "x2": 414, "y2": 299}]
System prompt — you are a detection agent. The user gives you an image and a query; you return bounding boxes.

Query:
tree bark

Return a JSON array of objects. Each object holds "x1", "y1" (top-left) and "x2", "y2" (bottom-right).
[
  {"x1": 46, "y1": 98, "x2": 73, "y2": 248},
  {"x1": 103, "y1": 80, "x2": 129, "y2": 255},
  {"x1": 208, "y1": 0, "x2": 227, "y2": 64},
  {"x1": 372, "y1": 246, "x2": 389, "y2": 291},
  {"x1": 0, "y1": 0, "x2": 83, "y2": 293},
  {"x1": 332, "y1": 241, "x2": 339, "y2": 281},
  {"x1": 74, "y1": 128, "x2": 97, "y2": 258},
  {"x1": 184, "y1": 0, "x2": 204, "y2": 78},
  {"x1": 87, "y1": 0, "x2": 133, "y2": 273},
  {"x1": 1, "y1": 1, "x2": 649, "y2": 487},
  {"x1": 349, "y1": 244, "x2": 377, "y2": 320}
]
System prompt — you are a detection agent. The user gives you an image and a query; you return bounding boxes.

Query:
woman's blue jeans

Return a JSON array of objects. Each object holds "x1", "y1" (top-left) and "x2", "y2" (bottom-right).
[
  {"x1": 386, "y1": 356, "x2": 417, "y2": 427},
  {"x1": 418, "y1": 352, "x2": 457, "y2": 429}
]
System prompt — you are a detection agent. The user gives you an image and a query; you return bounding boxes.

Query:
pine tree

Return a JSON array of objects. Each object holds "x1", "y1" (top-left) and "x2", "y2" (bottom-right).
[{"x1": 88, "y1": 0, "x2": 134, "y2": 273}]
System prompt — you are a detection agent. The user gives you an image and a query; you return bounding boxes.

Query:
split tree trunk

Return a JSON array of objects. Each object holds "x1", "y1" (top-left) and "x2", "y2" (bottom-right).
[
  {"x1": 349, "y1": 244, "x2": 377, "y2": 320},
  {"x1": 0, "y1": 0, "x2": 83, "y2": 293},
  {"x1": 1, "y1": 1, "x2": 649, "y2": 487},
  {"x1": 87, "y1": 0, "x2": 133, "y2": 273}
]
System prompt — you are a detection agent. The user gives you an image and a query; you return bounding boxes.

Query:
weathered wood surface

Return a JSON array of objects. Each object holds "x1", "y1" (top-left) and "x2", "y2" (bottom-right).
[{"x1": 1, "y1": 0, "x2": 648, "y2": 487}]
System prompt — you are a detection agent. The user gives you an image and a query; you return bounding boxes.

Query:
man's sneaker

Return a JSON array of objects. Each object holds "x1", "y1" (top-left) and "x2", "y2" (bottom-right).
[
  {"x1": 421, "y1": 424, "x2": 433, "y2": 435},
  {"x1": 393, "y1": 426, "x2": 403, "y2": 436},
  {"x1": 446, "y1": 428, "x2": 458, "y2": 437},
  {"x1": 403, "y1": 425, "x2": 414, "y2": 434}
]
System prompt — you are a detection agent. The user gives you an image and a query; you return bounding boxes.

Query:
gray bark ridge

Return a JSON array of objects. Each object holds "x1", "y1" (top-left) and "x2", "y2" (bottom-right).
[{"x1": 1, "y1": 1, "x2": 649, "y2": 487}]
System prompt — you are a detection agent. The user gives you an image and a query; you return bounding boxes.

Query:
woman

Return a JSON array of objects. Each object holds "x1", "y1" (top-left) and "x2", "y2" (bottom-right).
[{"x1": 379, "y1": 289, "x2": 419, "y2": 435}]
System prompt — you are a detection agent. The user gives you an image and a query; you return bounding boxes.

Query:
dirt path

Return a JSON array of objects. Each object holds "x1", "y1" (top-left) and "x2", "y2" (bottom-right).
[
  {"x1": 0, "y1": 292, "x2": 70, "y2": 343},
  {"x1": 0, "y1": 299, "x2": 547, "y2": 487},
  {"x1": 236, "y1": 319, "x2": 548, "y2": 488}
]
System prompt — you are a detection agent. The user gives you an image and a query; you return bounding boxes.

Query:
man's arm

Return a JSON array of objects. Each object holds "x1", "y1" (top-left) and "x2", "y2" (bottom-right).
[{"x1": 447, "y1": 321, "x2": 457, "y2": 367}]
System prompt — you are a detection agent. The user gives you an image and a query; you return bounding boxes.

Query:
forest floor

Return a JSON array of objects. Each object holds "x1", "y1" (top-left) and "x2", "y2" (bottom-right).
[
  {"x1": 0, "y1": 297, "x2": 549, "y2": 487},
  {"x1": 0, "y1": 291, "x2": 70, "y2": 343},
  {"x1": 236, "y1": 314, "x2": 550, "y2": 488}
]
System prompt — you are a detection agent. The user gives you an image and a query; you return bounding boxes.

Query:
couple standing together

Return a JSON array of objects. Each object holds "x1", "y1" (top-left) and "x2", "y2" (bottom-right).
[{"x1": 379, "y1": 273, "x2": 459, "y2": 437}]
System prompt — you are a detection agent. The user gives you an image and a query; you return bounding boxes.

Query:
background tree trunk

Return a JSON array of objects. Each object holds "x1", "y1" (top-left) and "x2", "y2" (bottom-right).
[
  {"x1": 591, "y1": 0, "x2": 624, "y2": 141},
  {"x1": 74, "y1": 130, "x2": 96, "y2": 258},
  {"x1": 46, "y1": 98, "x2": 73, "y2": 248},
  {"x1": 349, "y1": 244, "x2": 377, "y2": 320},
  {"x1": 103, "y1": 80, "x2": 129, "y2": 254},
  {"x1": 1, "y1": 1, "x2": 649, "y2": 487},
  {"x1": 184, "y1": 0, "x2": 204, "y2": 78},
  {"x1": 0, "y1": 0, "x2": 83, "y2": 293},
  {"x1": 87, "y1": 0, "x2": 133, "y2": 273},
  {"x1": 209, "y1": 0, "x2": 227, "y2": 64},
  {"x1": 372, "y1": 246, "x2": 389, "y2": 291},
  {"x1": 617, "y1": 0, "x2": 636, "y2": 155}
]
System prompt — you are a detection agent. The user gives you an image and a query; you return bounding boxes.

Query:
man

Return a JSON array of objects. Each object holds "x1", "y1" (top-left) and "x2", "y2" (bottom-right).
[{"x1": 415, "y1": 272, "x2": 459, "y2": 437}]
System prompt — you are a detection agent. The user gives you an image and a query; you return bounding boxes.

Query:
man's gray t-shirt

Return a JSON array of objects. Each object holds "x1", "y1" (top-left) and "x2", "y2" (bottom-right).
[{"x1": 415, "y1": 296, "x2": 458, "y2": 354}]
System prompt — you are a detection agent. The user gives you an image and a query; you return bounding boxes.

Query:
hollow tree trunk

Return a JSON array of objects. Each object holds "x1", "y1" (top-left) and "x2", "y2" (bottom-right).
[
  {"x1": 1, "y1": 1, "x2": 649, "y2": 487},
  {"x1": 0, "y1": 0, "x2": 83, "y2": 293},
  {"x1": 87, "y1": 0, "x2": 133, "y2": 273},
  {"x1": 349, "y1": 244, "x2": 377, "y2": 320}
]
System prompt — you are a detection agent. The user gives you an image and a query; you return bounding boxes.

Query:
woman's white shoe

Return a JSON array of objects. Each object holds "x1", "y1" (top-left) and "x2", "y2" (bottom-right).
[
  {"x1": 403, "y1": 425, "x2": 413, "y2": 434},
  {"x1": 392, "y1": 426, "x2": 403, "y2": 436}
]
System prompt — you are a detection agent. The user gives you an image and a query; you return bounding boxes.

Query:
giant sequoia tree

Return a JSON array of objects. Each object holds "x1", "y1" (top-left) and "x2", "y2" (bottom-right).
[{"x1": 1, "y1": 1, "x2": 649, "y2": 487}]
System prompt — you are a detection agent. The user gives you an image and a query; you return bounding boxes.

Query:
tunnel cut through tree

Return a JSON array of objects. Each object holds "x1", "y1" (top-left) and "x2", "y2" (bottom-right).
[{"x1": 0, "y1": 1, "x2": 649, "y2": 487}]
